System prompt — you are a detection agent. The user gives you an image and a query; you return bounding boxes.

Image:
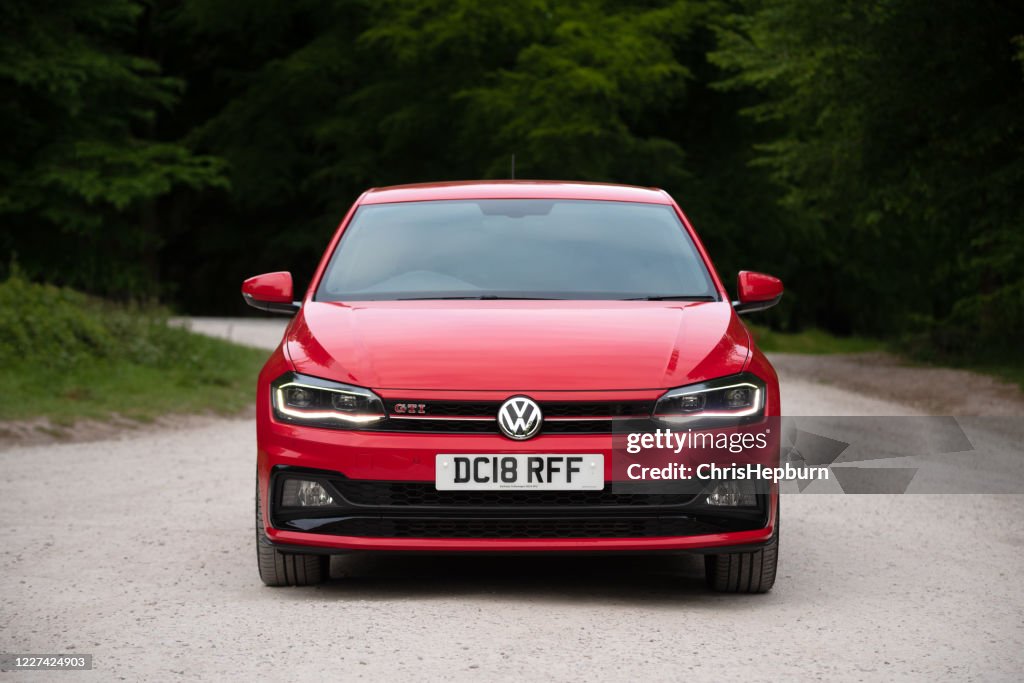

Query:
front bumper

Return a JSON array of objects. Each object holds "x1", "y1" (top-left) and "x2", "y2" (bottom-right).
[
  {"x1": 257, "y1": 425, "x2": 779, "y2": 553},
  {"x1": 256, "y1": 355, "x2": 781, "y2": 553},
  {"x1": 267, "y1": 465, "x2": 774, "y2": 552}
]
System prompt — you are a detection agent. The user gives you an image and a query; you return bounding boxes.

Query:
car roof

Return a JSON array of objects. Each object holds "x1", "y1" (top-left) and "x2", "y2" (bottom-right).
[{"x1": 359, "y1": 180, "x2": 673, "y2": 205}]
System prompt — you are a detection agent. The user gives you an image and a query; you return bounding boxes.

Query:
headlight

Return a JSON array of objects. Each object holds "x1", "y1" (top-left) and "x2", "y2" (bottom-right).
[
  {"x1": 653, "y1": 373, "x2": 766, "y2": 424},
  {"x1": 271, "y1": 372, "x2": 385, "y2": 427}
]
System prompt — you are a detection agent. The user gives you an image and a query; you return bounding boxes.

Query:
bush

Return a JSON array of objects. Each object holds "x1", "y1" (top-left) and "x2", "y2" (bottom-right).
[{"x1": 0, "y1": 273, "x2": 267, "y2": 422}]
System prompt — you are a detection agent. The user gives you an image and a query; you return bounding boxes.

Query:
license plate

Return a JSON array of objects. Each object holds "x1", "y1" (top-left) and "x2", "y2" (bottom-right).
[{"x1": 435, "y1": 454, "x2": 604, "y2": 491}]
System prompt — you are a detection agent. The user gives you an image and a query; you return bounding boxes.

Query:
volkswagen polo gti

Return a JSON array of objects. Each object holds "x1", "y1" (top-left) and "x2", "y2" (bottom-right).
[{"x1": 245, "y1": 181, "x2": 784, "y2": 592}]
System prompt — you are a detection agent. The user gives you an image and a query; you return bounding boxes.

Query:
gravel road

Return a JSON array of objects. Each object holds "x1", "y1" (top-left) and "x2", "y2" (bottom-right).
[{"x1": 2, "y1": 319, "x2": 1022, "y2": 680}]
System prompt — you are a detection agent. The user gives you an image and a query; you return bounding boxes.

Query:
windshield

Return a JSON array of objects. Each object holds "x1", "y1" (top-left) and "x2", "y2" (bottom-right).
[{"x1": 315, "y1": 199, "x2": 718, "y2": 301}]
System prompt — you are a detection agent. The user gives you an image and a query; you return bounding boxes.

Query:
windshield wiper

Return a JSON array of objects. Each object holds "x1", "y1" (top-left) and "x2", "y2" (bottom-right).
[
  {"x1": 624, "y1": 295, "x2": 717, "y2": 301},
  {"x1": 395, "y1": 295, "x2": 564, "y2": 301},
  {"x1": 393, "y1": 294, "x2": 716, "y2": 301}
]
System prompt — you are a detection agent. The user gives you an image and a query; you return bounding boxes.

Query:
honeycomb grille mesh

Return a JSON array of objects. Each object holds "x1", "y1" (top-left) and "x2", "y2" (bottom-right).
[{"x1": 332, "y1": 481, "x2": 697, "y2": 508}]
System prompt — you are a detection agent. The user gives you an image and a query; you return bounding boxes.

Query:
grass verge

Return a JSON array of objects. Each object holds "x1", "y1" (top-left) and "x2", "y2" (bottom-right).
[
  {"x1": 0, "y1": 275, "x2": 267, "y2": 423},
  {"x1": 749, "y1": 323, "x2": 1024, "y2": 390},
  {"x1": 746, "y1": 324, "x2": 885, "y2": 355}
]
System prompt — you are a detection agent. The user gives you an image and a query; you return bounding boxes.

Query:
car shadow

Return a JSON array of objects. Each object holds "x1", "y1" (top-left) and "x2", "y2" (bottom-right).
[{"x1": 290, "y1": 553, "x2": 769, "y2": 607}]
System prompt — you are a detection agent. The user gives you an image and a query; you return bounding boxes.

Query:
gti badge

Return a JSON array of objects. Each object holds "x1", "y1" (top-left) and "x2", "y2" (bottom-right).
[
  {"x1": 497, "y1": 396, "x2": 543, "y2": 440},
  {"x1": 394, "y1": 403, "x2": 426, "y2": 414}
]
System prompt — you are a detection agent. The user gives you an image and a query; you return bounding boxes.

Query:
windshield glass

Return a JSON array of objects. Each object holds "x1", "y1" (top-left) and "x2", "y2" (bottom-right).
[{"x1": 315, "y1": 199, "x2": 718, "y2": 301}]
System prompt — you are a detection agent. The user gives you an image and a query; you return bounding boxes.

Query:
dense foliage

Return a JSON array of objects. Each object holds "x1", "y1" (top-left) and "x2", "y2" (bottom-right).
[
  {"x1": 0, "y1": 0, "x2": 227, "y2": 295},
  {"x1": 2, "y1": 0, "x2": 1022, "y2": 361},
  {"x1": 2, "y1": 271, "x2": 193, "y2": 370},
  {"x1": 712, "y1": 0, "x2": 1024, "y2": 357}
]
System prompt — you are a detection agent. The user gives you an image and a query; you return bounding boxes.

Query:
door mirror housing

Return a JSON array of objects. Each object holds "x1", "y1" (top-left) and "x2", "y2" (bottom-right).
[
  {"x1": 733, "y1": 271, "x2": 783, "y2": 315},
  {"x1": 241, "y1": 272, "x2": 300, "y2": 315}
]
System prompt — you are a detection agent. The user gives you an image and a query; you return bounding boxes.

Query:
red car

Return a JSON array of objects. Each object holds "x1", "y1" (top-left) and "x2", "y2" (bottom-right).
[{"x1": 244, "y1": 181, "x2": 783, "y2": 592}]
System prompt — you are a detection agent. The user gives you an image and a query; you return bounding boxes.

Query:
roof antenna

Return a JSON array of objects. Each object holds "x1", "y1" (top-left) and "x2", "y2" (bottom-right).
[{"x1": 510, "y1": 153, "x2": 516, "y2": 180}]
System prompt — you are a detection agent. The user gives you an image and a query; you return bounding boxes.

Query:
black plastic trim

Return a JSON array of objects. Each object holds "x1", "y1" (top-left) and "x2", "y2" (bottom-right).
[
  {"x1": 243, "y1": 292, "x2": 301, "y2": 315},
  {"x1": 732, "y1": 294, "x2": 783, "y2": 315},
  {"x1": 268, "y1": 466, "x2": 770, "y2": 540}
]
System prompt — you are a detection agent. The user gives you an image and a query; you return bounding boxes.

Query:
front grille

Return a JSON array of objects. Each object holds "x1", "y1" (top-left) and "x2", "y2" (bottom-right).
[
  {"x1": 332, "y1": 481, "x2": 699, "y2": 508},
  {"x1": 290, "y1": 516, "x2": 732, "y2": 539},
  {"x1": 377, "y1": 399, "x2": 654, "y2": 435},
  {"x1": 371, "y1": 418, "x2": 651, "y2": 434},
  {"x1": 372, "y1": 419, "x2": 496, "y2": 433},
  {"x1": 386, "y1": 401, "x2": 493, "y2": 417},
  {"x1": 385, "y1": 399, "x2": 652, "y2": 418}
]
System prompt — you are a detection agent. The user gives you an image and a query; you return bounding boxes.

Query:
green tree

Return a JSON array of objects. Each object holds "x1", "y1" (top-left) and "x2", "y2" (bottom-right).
[
  {"x1": 711, "y1": 0, "x2": 1024, "y2": 350},
  {"x1": 164, "y1": 0, "x2": 740, "y2": 312},
  {"x1": 0, "y1": 0, "x2": 226, "y2": 296}
]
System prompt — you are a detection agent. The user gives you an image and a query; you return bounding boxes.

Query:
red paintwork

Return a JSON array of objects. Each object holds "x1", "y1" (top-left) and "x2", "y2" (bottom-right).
[
  {"x1": 359, "y1": 180, "x2": 673, "y2": 205},
  {"x1": 267, "y1": 524, "x2": 776, "y2": 552},
  {"x1": 254, "y1": 181, "x2": 782, "y2": 553},
  {"x1": 242, "y1": 271, "x2": 293, "y2": 304},
  {"x1": 738, "y1": 271, "x2": 783, "y2": 304},
  {"x1": 286, "y1": 300, "x2": 750, "y2": 390}
]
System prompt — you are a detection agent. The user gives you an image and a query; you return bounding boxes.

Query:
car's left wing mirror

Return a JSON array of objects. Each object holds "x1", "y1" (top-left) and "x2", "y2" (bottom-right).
[
  {"x1": 733, "y1": 271, "x2": 783, "y2": 315},
  {"x1": 241, "y1": 271, "x2": 301, "y2": 315}
]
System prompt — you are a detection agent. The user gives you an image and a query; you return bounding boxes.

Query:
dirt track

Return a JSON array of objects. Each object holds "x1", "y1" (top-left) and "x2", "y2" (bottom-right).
[{"x1": 1, "y1": 319, "x2": 1022, "y2": 680}]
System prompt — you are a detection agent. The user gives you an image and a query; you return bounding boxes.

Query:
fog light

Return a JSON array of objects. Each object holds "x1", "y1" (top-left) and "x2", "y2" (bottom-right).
[
  {"x1": 706, "y1": 480, "x2": 757, "y2": 507},
  {"x1": 281, "y1": 479, "x2": 334, "y2": 507}
]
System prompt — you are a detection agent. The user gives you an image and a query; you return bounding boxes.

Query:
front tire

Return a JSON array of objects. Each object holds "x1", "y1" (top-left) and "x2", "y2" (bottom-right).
[
  {"x1": 704, "y1": 502, "x2": 779, "y2": 593},
  {"x1": 256, "y1": 481, "x2": 328, "y2": 587}
]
